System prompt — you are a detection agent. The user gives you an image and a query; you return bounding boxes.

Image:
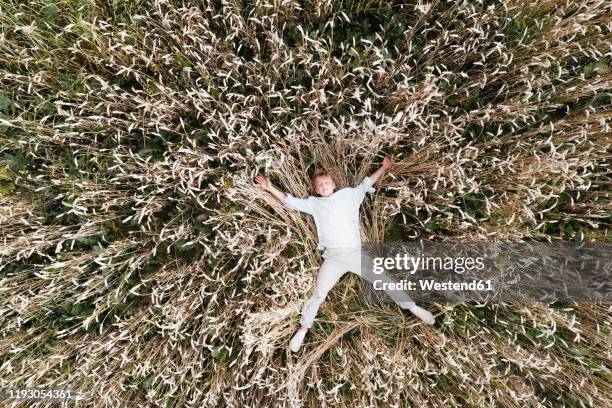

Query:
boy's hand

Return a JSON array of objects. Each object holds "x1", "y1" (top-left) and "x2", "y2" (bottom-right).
[
  {"x1": 382, "y1": 155, "x2": 394, "y2": 170},
  {"x1": 255, "y1": 175, "x2": 270, "y2": 190}
]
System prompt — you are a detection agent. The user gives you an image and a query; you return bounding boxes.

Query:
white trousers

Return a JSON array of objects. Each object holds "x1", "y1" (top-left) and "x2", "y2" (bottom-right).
[{"x1": 299, "y1": 247, "x2": 416, "y2": 329}]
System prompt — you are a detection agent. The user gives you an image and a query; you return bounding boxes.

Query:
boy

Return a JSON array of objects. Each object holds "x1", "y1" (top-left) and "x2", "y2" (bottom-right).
[{"x1": 255, "y1": 156, "x2": 435, "y2": 353}]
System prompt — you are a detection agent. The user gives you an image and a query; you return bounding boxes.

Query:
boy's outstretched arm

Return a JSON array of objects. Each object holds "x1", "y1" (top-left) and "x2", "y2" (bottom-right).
[
  {"x1": 255, "y1": 175, "x2": 287, "y2": 203},
  {"x1": 255, "y1": 174, "x2": 315, "y2": 214},
  {"x1": 368, "y1": 155, "x2": 394, "y2": 186}
]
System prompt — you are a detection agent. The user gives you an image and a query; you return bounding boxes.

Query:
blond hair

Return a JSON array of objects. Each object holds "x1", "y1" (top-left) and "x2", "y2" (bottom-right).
[{"x1": 310, "y1": 169, "x2": 336, "y2": 195}]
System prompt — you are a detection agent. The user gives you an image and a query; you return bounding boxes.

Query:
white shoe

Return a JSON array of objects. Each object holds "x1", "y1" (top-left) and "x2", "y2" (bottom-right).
[
  {"x1": 289, "y1": 328, "x2": 307, "y2": 352},
  {"x1": 399, "y1": 303, "x2": 435, "y2": 325},
  {"x1": 409, "y1": 305, "x2": 435, "y2": 325}
]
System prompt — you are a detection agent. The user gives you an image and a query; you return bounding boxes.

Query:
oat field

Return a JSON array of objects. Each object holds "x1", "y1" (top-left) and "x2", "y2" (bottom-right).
[{"x1": 0, "y1": 0, "x2": 610, "y2": 407}]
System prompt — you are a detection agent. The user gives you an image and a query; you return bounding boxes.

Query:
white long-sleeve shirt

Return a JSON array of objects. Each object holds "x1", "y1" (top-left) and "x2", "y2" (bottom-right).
[{"x1": 282, "y1": 177, "x2": 375, "y2": 251}]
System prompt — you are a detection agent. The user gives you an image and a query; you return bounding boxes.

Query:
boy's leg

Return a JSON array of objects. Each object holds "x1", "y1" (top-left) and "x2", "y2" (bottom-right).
[
  {"x1": 299, "y1": 255, "x2": 347, "y2": 329},
  {"x1": 352, "y1": 251, "x2": 435, "y2": 325},
  {"x1": 290, "y1": 252, "x2": 348, "y2": 352}
]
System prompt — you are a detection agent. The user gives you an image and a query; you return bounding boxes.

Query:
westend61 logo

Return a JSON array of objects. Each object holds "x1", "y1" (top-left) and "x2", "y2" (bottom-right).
[
  {"x1": 360, "y1": 241, "x2": 611, "y2": 303},
  {"x1": 371, "y1": 253, "x2": 491, "y2": 293}
]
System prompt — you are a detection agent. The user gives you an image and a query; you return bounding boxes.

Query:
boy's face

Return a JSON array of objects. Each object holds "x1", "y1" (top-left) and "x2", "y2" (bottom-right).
[{"x1": 314, "y1": 176, "x2": 336, "y2": 197}]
